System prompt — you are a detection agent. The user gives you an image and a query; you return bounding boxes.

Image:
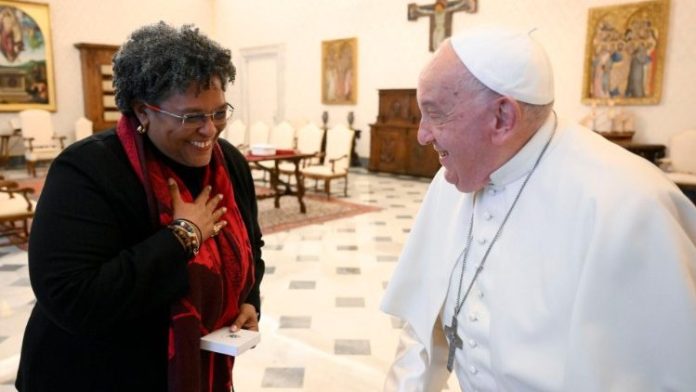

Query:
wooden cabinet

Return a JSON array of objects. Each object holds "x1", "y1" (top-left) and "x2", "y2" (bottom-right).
[
  {"x1": 368, "y1": 89, "x2": 440, "y2": 177},
  {"x1": 74, "y1": 43, "x2": 121, "y2": 132}
]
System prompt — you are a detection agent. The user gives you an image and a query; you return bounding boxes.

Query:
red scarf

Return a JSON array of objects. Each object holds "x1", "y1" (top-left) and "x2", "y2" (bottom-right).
[{"x1": 117, "y1": 116, "x2": 255, "y2": 392}]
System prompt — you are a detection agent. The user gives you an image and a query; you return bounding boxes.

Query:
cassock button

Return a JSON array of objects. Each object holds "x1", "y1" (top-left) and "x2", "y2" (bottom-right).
[
  {"x1": 477, "y1": 237, "x2": 487, "y2": 245},
  {"x1": 468, "y1": 339, "x2": 477, "y2": 348},
  {"x1": 468, "y1": 313, "x2": 478, "y2": 322},
  {"x1": 488, "y1": 188, "x2": 497, "y2": 195},
  {"x1": 483, "y1": 212, "x2": 493, "y2": 220},
  {"x1": 469, "y1": 365, "x2": 478, "y2": 375},
  {"x1": 477, "y1": 290, "x2": 484, "y2": 299}
]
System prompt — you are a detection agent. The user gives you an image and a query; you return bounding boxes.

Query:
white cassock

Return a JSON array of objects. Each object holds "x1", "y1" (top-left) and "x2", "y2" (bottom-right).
[{"x1": 381, "y1": 115, "x2": 696, "y2": 391}]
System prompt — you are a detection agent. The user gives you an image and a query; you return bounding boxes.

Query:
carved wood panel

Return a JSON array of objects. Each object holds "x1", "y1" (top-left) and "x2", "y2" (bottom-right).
[{"x1": 369, "y1": 89, "x2": 440, "y2": 177}]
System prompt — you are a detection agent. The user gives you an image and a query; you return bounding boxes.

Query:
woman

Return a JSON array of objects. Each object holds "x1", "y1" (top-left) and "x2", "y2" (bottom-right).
[{"x1": 16, "y1": 22, "x2": 264, "y2": 392}]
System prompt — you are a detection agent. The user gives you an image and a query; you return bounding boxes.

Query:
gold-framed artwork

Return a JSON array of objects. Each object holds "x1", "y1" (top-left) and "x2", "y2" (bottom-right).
[
  {"x1": 321, "y1": 37, "x2": 357, "y2": 105},
  {"x1": 581, "y1": 0, "x2": 670, "y2": 105},
  {"x1": 0, "y1": 0, "x2": 56, "y2": 111}
]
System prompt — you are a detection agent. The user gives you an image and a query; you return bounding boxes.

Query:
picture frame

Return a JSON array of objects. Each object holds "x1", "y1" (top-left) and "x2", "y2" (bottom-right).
[
  {"x1": 321, "y1": 37, "x2": 357, "y2": 105},
  {"x1": 581, "y1": 0, "x2": 670, "y2": 105},
  {"x1": 0, "y1": 0, "x2": 56, "y2": 111}
]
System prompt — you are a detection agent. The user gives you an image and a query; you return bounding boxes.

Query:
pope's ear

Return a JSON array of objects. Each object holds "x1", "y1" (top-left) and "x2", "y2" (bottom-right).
[{"x1": 490, "y1": 96, "x2": 520, "y2": 145}]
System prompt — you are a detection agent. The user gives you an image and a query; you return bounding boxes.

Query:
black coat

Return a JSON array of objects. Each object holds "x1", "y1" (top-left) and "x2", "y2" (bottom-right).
[{"x1": 16, "y1": 130, "x2": 264, "y2": 391}]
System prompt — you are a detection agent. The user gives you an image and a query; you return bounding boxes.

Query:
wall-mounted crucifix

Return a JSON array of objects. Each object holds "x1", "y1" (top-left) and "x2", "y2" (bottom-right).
[{"x1": 408, "y1": 0, "x2": 478, "y2": 52}]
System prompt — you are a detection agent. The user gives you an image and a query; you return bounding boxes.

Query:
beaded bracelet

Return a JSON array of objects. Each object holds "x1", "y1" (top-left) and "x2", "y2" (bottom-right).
[{"x1": 168, "y1": 219, "x2": 201, "y2": 256}]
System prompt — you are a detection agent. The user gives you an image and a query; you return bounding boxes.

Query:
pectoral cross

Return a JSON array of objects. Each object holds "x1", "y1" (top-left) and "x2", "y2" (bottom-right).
[
  {"x1": 444, "y1": 315, "x2": 463, "y2": 372},
  {"x1": 407, "y1": 0, "x2": 478, "y2": 51}
]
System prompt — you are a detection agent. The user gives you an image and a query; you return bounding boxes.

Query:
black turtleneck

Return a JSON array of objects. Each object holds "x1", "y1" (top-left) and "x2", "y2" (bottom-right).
[{"x1": 144, "y1": 136, "x2": 206, "y2": 197}]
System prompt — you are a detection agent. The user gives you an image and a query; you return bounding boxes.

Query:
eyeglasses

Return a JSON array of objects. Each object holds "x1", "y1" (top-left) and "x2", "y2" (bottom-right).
[{"x1": 144, "y1": 102, "x2": 234, "y2": 129}]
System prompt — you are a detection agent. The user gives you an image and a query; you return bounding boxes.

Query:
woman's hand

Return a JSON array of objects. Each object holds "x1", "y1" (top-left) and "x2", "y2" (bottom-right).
[
  {"x1": 168, "y1": 178, "x2": 227, "y2": 242},
  {"x1": 230, "y1": 304, "x2": 259, "y2": 332}
]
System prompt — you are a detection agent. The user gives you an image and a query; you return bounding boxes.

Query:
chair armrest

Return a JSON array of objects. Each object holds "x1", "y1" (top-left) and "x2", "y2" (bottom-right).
[
  {"x1": 300, "y1": 152, "x2": 322, "y2": 168},
  {"x1": 657, "y1": 157, "x2": 672, "y2": 171},
  {"x1": 328, "y1": 154, "x2": 348, "y2": 173},
  {"x1": 23, "y1": 137, "x2": 35, "y2": 152},
  {"x1": 0, "y1": 179, "x2": 20, "y2": 189},
  {"x1": 53, "y1": 135, "x2": 67, "y2": 149},
  {"x1": 0, "y1": 182, "x2": 35, "y2": 212}
]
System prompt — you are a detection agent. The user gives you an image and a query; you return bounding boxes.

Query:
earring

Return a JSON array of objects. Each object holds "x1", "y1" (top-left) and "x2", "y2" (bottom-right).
[{"x1": 136, "y1": 124, "x2": 147, "y2": 134}]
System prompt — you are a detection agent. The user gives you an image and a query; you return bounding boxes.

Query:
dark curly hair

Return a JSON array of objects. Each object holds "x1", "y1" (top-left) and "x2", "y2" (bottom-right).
[{"x1": 113, "y1": 22, "x2": 236, "y2": 116}]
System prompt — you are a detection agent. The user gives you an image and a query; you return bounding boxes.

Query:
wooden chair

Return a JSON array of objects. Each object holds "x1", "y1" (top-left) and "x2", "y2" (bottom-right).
[
  {"x1": 223, "y1": 119, "x2": 247, "y2": 149},
  {"x1": 0, "y1": 176, "x2": 36, "y2": 247},
  {"x1": 301, "y1": 124, "x2": 354, "y2": 198},
  {"x1": 19, "y1": 109, "x2": 65, "y2": 177},
  {"x1": 660, "y1": 129, "x2": 696, "y2": 202}
]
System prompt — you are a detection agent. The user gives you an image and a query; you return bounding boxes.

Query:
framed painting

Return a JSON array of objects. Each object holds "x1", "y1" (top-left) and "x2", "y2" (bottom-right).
[
  {"x1": 0, "y1": 0, "x2": 56, "y2": 111},
  {"x1": 581, "y1": 0, "x2": 670, "y2": 105},
  {"x1": 321, "y1": 37, "x2": 357, "y2": 105}
]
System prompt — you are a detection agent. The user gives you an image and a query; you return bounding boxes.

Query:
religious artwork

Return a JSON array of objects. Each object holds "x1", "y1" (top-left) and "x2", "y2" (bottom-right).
[
  {"x1": 581, "y1": 0, "x2": 669, "y2": 105},
  {"x1": 0, "y1": 0, "x2": 55, "y2": 111},
  {"x1": 321, "y1": 37, "x2": 357, "y2": 105},
  {"x1": 408, "y1": 0, "x2": 477, "y2": 52}
]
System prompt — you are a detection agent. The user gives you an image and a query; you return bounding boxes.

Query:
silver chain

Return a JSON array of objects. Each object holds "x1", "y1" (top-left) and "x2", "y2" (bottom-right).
[{"x1": 453, "y1": 112, "x2": 557, "y2": 317}]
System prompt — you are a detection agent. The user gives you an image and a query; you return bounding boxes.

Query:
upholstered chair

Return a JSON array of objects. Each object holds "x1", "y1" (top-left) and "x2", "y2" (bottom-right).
[
  {"x1": 223, "y1": 119, "x2": 247, "y2": 149},
  {"x1": 278, "y1": 122, "x2": 324, "y2": 178},
  {"x1": 248, "y1": 121, "x2": 270, "y2": 146},
  {"x1": 19, "y1": 109, "x2": 65, "y2": 177},
  {"x1": 74, "y1": 117, "x2": 93, "y2": 141},
  {"x1": 0, "y1": 176, "x2": 36, "y2": 246},
  {"x1": 301, "y1": 124, "x2": 354, "y2": 198}
]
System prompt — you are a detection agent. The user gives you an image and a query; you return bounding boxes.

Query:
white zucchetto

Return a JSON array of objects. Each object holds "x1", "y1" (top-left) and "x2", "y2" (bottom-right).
[{"x1": 450, "y1": 26, "x2": 554, "y2": 105}]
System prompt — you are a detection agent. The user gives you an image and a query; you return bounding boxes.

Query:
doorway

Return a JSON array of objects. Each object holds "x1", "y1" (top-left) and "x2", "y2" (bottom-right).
[{"x1": 238, "y1": 44, "x2": 285, "y2": 144}]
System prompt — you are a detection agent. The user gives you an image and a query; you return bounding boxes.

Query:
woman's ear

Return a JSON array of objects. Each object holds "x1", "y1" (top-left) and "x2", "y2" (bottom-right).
[
  {"x1": 131, "y1": 101, "x2": 149, "y2": 128},
  {"x1": 490, "y1": 96, "x2": 521, "y2": 145}
]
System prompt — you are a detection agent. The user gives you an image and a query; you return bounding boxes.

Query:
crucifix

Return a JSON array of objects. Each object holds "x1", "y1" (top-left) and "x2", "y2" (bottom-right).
[
  {"x1": 408, "y1": 0, "x2": 478, "y2": 52},
  {"x1": 444, "y1": 315, "x2": 463, "y2": 372}
]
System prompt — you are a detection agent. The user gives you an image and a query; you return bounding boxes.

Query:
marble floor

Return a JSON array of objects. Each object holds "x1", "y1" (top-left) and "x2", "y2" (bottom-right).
[{"x1": 0, "y1": 167, "x2": 461, "y2": 391}]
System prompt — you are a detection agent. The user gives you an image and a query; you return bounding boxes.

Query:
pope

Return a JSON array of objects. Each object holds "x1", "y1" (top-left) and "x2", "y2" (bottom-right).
[{"x1": 381, "y1": 25, "x2": 696, "y2": 391}]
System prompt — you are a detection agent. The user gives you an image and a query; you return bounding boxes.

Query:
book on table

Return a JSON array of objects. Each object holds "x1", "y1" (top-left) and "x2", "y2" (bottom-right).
[{"x1": 200, "y1": 328, "x2": 261, "y2": 356}]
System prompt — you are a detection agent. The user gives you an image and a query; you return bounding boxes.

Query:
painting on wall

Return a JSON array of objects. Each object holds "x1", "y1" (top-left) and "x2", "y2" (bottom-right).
[
  {"x1": 321, "y1": 37, "x2": 357, "y2": 105},
  {"x1": 581, "y1": 0, "x2": 670, "y2": 105},
  {"x1": 0, "y1": 0, "x2": 56, "y2": 111}
]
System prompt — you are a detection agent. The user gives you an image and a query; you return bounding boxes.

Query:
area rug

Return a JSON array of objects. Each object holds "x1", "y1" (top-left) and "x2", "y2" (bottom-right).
[
  {"x1": 257, "y1": 195, "x2": 379, "y2": 234},
  {"x1": 11, "y1": 176, "x2": 379, "y2": 235}
]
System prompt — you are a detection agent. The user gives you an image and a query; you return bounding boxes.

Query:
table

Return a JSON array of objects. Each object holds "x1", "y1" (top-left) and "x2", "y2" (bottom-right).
[{"x1": 246, "y1": 150, "x2": 316, "y2": 213}]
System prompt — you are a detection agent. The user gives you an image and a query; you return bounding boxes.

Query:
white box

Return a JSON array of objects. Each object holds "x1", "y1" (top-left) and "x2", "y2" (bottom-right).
[
  {"x1": 200, "y1": 328, "x2": 261, "y2": 356},
  {"x1": 250, "y1": 143, "x2": 276, "y2": 156}
]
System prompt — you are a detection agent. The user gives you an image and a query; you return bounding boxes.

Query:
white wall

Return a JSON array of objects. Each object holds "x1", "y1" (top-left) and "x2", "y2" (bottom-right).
[
  {"x1": 215, "y1": 0, "x2": 696, "y2": 158},
  {"x1": 1, "y1": 0, "x2": 214, "y2": 154},
  {"x1": 4, "y1": 1, "x2": 694, "y2": 158}
]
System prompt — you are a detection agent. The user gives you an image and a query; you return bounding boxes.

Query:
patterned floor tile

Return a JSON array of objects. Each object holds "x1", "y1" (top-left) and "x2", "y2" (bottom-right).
[
  {"x1": 279, "y1": 316, "x2": 311, "y2": 329},
  {"x1": 289, "y1": 281, "x2": 316, "y2": 290},
  {"x1": 334, "y1": 339, "x2": 371, "y2": 355},
  {"x1": 336, "y1": 267, "x2": 360, "y2": 275},
  {"x1": 335, "y1": 297, "x2": 364, "y2": 307},
  {"x1": 261, "y1": 367, "x2": 305, "y2": 388},
  {"x1": 0, "y1": 265, "x2": 23, "y2": 272}
]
